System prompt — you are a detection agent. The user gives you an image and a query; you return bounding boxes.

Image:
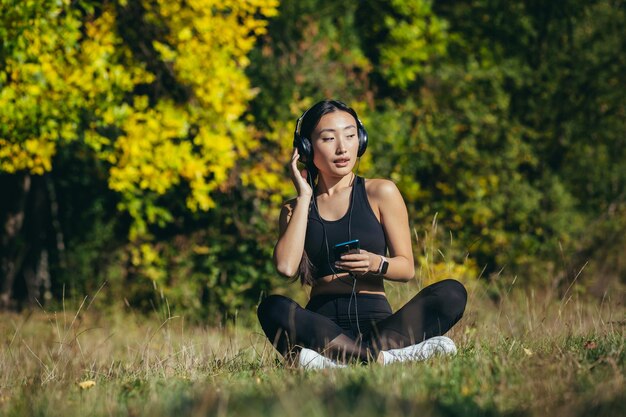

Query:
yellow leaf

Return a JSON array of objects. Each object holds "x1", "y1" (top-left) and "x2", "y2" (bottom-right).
[{"x1": 78, "y1": 380, "x2": 96, "y2": 390}]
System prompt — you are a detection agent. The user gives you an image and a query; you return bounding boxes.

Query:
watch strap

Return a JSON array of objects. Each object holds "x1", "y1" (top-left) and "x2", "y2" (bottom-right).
[{"x1": 376, "y1": 256, "x2": 389, "y2": 275}]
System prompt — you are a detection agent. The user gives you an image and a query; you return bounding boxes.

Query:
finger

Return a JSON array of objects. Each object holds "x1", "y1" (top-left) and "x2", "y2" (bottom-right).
[
  {"x1": 291, "y1": 149, "x2": 300, "y2": 164},
  {"x1": 335, "y1": 260, "x2": 370, "y2": 270},
  {"x1": 339, "y1": 254, "x2": 367, "y2": 261},
  {"x1": 290, "y1": 155, "x2": 301, "y2": 175}
]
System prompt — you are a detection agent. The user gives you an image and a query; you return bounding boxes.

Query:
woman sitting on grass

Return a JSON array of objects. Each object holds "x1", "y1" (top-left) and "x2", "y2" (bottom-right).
[{"x1": 257, "y1": 100, "x2": 467, "y2": 368}]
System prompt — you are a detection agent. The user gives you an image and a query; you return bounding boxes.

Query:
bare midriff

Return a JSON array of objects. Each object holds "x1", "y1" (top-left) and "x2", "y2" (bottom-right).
[{"x1": 310, "y1": 273, "x2": 386, "y2": 296}]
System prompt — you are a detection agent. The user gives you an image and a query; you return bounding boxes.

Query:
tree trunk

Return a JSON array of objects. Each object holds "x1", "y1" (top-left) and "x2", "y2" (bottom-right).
[
  {"x1": 0, "y1": 173, "x2": 31, "y2": 309},
  {"x1": 20, "y1": 175, "x2": 50, "y2": 307}
]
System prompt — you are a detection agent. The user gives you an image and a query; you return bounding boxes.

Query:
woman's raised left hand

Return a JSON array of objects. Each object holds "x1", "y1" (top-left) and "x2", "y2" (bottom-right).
[{"x1": 334, "y1": 250, "x2": 381, "y2": 277}]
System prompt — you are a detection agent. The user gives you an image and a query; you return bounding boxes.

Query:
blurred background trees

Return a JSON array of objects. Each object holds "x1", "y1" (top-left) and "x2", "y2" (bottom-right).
[{"x1": 1, "y1": 0, "x2": 624, "y2": 320}]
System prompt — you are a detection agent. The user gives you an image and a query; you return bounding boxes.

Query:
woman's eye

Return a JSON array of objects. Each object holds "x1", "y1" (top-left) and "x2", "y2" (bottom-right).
[
  {"x1": 347, "y1": 134, "x2": 356, "y2": 139},
  {"x1": 321, "y1": 137, "x2": 334, "y2": 141}
]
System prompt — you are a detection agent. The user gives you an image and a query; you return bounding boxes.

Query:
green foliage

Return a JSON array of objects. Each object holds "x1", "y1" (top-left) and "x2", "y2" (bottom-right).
[
  {"x1": 363, "y1": 0, "x2": 625, "y2": 283},
  {"x1": 0, "y1": 0, "x2": 278, "y2": 237},
  {"x1": 0, "y1": 0, "x2": 281, "y2": 317},
  {"x1": 356, "y1": 0, "x2": 450, "y2": 89},
  {"x1": 248, "y1": 0, "x2": 372, "y2": 127},
  {"x1": 43, "y1": 138, "x2": 122, "y2": 300},
  {"x1": 151, "y1": 196, "x2": 280, "y2": 324}
]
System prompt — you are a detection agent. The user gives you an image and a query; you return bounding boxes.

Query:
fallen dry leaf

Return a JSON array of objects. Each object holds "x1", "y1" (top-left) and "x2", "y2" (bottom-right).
[
  {"x1": 584, "y1": 340, "x2": 597, "y2": 350},
  {"x1": 78, "y1": 380, "x2": 96, "y2": 390}
]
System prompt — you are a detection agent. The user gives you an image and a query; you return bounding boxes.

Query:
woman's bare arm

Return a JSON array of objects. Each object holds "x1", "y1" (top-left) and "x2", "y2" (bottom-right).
[
  {"x1": 273, "y1": 196, "x2": 310, "y2": 277},
  {"x1": 374, "y1": 179, "x2": 415, "y2": 281},
  {"x1": 334, "y1": 179, "x2": 415, "y2": 282},
  {"x1": 272, "y1": 149, "x2": 313, "y2": 277}
]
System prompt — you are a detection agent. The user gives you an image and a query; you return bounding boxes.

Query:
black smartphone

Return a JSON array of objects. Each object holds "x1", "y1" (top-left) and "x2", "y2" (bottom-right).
[{"x1": 333, "y1": 239, "x2": 360, "y2": 263}]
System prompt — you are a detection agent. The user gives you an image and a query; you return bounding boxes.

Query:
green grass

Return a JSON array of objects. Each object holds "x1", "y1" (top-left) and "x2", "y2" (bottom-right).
[{"x1": 0, "y1": 284, "x2": 624, "y2": 417}]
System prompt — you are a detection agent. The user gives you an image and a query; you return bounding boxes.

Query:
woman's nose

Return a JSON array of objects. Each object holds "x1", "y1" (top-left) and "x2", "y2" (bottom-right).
[{"x1": 336, "y1": 137, "x2": 348, "y2": 153}]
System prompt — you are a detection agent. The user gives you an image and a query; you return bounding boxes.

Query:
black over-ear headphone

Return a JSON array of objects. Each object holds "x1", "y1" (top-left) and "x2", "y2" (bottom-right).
[{"x1": 293, "y1": 101, "x2": 368, "y2": 165}]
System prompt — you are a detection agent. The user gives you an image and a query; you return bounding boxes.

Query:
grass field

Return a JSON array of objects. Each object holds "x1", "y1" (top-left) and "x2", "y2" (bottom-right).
[{"x1": 0, "y1": 282, "x2": 624, "y2": 417}]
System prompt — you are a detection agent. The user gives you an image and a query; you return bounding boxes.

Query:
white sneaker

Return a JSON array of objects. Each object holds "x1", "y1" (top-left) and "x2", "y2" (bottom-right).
[
  {"x1": 377, "y1": 336, "x2": 457, "y2": 365},
  {"x1": 298, "y1": 348, "x2": 347, "y2": 370}
]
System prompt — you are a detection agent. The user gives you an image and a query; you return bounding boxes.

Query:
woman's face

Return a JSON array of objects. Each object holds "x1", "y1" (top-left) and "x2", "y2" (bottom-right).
[{"x1": 310, "y1": 110, "x2": 359, "y2": 177}]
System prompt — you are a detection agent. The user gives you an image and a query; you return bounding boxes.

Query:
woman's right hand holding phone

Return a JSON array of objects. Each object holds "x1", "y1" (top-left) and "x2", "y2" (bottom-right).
[{"x1": 290, "y1": 148, "x2": 313, "y2": 198}]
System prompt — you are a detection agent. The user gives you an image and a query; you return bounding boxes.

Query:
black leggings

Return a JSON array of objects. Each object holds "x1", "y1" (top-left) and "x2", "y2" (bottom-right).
[{"x1": 257, "y1": 279, "x2": 467, "y2": 362}]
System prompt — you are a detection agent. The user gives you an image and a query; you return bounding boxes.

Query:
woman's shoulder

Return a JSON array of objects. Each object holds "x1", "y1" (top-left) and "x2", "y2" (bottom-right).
[{"x1": 362, "y1": 177, "x2": 401, "y2": 200}]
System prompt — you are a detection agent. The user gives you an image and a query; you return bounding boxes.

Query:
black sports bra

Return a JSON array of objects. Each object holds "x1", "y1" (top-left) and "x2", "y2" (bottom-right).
[{"x1": 304, "y1": 176, "x2": 387, "y2": 279}]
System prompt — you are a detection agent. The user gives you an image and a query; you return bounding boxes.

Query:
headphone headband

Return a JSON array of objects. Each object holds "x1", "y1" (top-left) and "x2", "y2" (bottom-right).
[{"x1": 295, "y1": 109, "x2": 308, "y2": 137}]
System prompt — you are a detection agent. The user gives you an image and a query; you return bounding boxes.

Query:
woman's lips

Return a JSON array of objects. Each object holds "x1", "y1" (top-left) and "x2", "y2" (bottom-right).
[{"x1": 334, "y1": 158, "x2": 350, "y2": 167}]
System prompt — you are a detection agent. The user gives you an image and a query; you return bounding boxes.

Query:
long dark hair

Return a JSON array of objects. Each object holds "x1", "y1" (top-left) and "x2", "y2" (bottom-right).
[{"x1": 293, "y1": 99, "x2": 360, "y2": 286}]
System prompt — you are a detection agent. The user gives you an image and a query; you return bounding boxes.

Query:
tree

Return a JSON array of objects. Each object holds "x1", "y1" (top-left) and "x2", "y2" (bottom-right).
[{"x1": 0, "y1": 0, "x2": 278, "y2": 309}]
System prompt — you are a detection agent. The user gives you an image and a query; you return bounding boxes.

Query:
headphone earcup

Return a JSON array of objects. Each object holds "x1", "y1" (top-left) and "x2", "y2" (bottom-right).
[
  {"x1": 301, "y1": 137, "x2": 312, "y2": 163},
  {"x1": 293, "y1": 132, "x2": 313, "y2": 163},
  {"x1": 357, "y1": 121, "x2": 368, "y2": 157}
]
